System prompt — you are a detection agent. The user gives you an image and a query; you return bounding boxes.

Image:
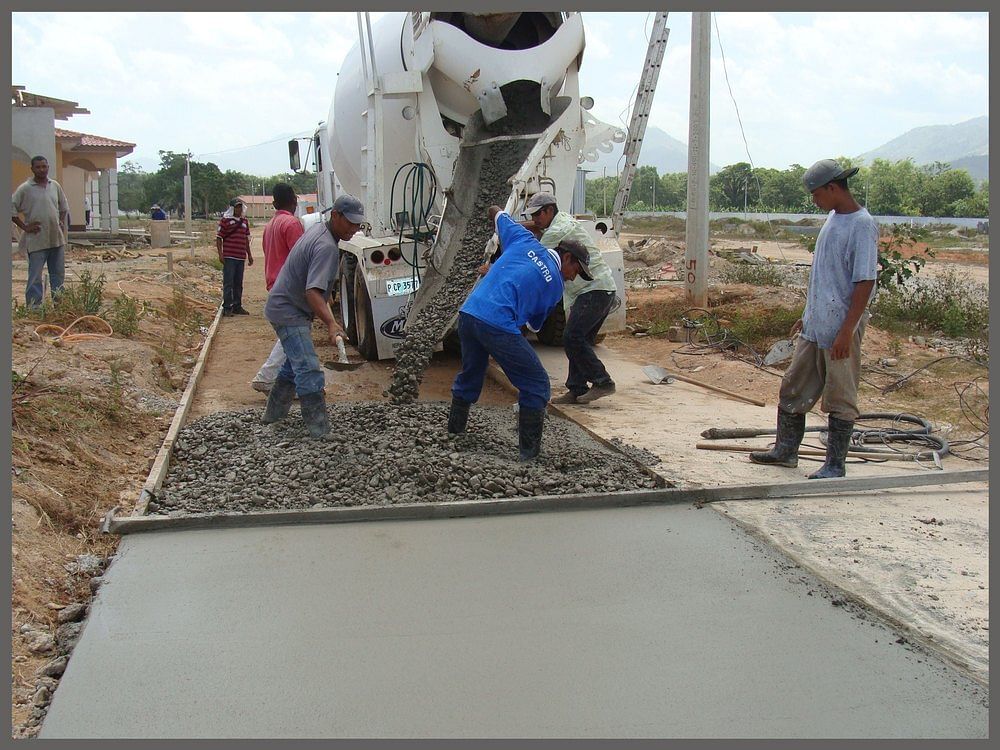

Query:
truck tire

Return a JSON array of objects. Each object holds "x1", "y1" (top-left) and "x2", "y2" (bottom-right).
[
  {"x1": 535, "y1": 301, "x2": 566, "y2": 346},
  {"x1": 339, "y1": 253, "x2": 359, "y2": 345},
  {"x1": 354, "y1": 262, "x2": 379, "y2": 361}
]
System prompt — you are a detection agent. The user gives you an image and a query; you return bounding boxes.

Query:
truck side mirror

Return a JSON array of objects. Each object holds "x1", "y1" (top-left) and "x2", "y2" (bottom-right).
[{"x1": 288, "y1": 140, "x2": 301, "y2": 172}]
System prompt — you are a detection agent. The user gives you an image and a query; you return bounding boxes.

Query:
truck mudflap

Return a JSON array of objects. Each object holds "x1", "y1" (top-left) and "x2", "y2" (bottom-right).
[{"x1": 386, "y1": 109, "x2": 543, "y2": 404}]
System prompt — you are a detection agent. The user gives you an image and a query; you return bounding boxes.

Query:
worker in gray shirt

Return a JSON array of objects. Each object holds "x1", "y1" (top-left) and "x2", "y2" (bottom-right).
[
  {"x1": 262, "y1": 194, "x2": 365, "y2": 438},
  {"x1": 12, "y1": 156, "x2": 69, "y2": 306},
  {"x1": 751, "y1": 159, "x2": 878, "y2": 479}
]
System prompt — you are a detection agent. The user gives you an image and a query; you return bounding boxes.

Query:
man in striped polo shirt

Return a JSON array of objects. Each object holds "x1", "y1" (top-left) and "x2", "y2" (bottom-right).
[{"x1": 216, "y1": 197, "x2": 254, "y2": 316}]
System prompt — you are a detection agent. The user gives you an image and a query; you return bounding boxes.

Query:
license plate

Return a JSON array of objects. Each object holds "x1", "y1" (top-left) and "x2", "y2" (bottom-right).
[{"x1": 386, "y1": 277, "x2": 419, "y2": 297}]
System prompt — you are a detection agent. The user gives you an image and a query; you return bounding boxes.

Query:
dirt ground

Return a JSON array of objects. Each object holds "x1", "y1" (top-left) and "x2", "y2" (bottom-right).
[{"x1": 9, "y1": 219, "x2": 990, "y2": 736}]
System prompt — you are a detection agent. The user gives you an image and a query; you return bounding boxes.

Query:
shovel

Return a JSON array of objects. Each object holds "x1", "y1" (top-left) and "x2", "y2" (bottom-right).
[
  {"x1": 763, "y1": 333, "x2": 799, "y2": 367},
  {"x1": 324, "y1": 334, "x2": 364, "y2": 372},
  {"x1": 642, "y1": 364, "x2": 766, "y2": 407}
]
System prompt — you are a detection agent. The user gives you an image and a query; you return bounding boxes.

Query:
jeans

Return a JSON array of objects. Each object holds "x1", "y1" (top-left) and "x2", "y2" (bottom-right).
[
  {"x1": 452, "y1": 312, "x2": 551, "y2": 410},
  {"x1": 26, "y1": 246, "x2": 65, "y2": 307},
  {"x1": 254, "y1": 338, "x2": 286, "y2": 383},
  {"x1": 222, "y1": 257, "x2": 245, "y2": 311},
  {"x1": 564, "y1": 289, "x2": 615, "y2": 395},
  {"x1": 272, "y1": 324, "x2": 326, "y2": 397}
]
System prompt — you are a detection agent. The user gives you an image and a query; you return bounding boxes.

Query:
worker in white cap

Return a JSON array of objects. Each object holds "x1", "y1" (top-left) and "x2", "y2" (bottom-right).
[{"x1": 750, "y1": 159, "x2": 877, "y2": 479}]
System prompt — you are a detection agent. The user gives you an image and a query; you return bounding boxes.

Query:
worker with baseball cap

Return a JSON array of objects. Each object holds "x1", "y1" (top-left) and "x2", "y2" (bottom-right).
[
  {"x1": 448, "y1": 204, "x2": 590, "y2": 461},
  {"x1": 751, "y1": 159, "x2": 877, "y2": 479},
  {"x1": 262, "y1": 193, "x2": 365, "y2": 438},
  {"x1": 520, "y1": 191, "x2": 620, "y2": 405}
]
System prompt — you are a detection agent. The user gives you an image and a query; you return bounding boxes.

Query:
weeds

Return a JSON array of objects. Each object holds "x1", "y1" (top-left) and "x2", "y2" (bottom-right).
[
  {"x1": 871, "y1": 267, "x2": 988, "y2": 342},
  {"x1": 164, "y1": 289, "x2": 205, "y2": 336},
  {"x1": 718, "y1": 263, "x2": 790, "y2": 287},
  {"x1": 725, "y1": 306, "x2": 803, "y2": 353},
  {"x1": 106, "y1": 293, "x2": 144, "y2": 337},
  {"x1": 877, "y1": 224, "x2": 935, "y2": 290}
]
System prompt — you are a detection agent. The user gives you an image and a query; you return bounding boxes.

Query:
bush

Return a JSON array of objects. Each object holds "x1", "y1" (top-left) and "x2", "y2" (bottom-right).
[
  {"x1": 726, "y1": 306, "x2": 803, "y2": 353},
  {"x1": 718, "y1": 263, "x2": 790, "y2": 287},
  {"x1": 107, "y1": 293, "x2": 144, "y2": 337},
  {"x1": 11, "y1": 271, "x2": 107, "y2": 324},
  {"x1": 871, "y1": 267, "x2": 988, "y2": 340}
]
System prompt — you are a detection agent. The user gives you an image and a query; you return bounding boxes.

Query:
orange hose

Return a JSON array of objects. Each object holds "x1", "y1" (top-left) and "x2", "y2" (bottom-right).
[{"x1": 34, "y1": 315, "x2": 114, "y2": 344}]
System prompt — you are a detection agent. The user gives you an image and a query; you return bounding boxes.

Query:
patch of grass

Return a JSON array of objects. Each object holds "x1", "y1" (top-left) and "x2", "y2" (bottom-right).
[
  {"x1": 623, "y1": 215, "x2": 687, "y2": 236},
  {"x1": 12, "y1": 270, "x2": 107, "y2": 324},
  {"x1": 164, "y1": 289, "x2": 205, "y2": 336},
  {"x1": 208, "y1": 256, "x2": 224, "y2": 271},
  {"x1": 718, "y1": 263, "x2": 790, "y2": 287},
  {"x1": 725, "y1": 306, "x2": 802, "y2": 353},
  {"x1": 871, "y1": 267, "x2": 988, "y2": 342}
]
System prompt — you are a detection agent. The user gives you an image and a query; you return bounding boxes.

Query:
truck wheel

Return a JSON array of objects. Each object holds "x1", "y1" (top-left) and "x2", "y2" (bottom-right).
[
  {"x1": 339, "y1": 253, "x2": 358, "y2": 345},
  {"x1": 536, "y1": 301, "x2": 566, "y2": 346},
  {"x1": 354, "y1": 262, "x2": 379, "y2": 361}
]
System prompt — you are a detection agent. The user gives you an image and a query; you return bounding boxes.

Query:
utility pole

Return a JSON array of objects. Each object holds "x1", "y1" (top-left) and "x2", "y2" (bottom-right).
[
  {"x1": 184, "y1": 151, "x2": 193, "y2": 258},
  {"x1": 685, "y1": 12, "x2": 710, "y2": 308},
  {"x1": 603, "y1": 166, "x2": 607, "y2": 216}
]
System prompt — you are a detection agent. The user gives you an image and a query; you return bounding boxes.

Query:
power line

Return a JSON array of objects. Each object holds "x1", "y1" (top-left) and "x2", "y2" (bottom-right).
[
  {"x1": 713, "y1": 13, "x2": 784, "y2": 258},
  {"x1": 193, "y1": 132, "x2": 313, "y2": 159}
]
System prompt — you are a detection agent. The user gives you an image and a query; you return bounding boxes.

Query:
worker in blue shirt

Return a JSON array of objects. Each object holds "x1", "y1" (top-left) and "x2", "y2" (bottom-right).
[{"x1": 449, "y1": 204, "x2": 593, "y2": 460}]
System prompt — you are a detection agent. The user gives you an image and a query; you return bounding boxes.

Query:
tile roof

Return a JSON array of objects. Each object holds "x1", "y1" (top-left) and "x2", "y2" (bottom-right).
[{"x1": 55, "y1": 128, "x2": 136, "y2": 149}]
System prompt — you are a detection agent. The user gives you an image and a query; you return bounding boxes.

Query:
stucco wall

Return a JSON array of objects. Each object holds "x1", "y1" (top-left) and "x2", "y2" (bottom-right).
[
  {"x1": 62, "y1": 164, "x2": 87, "y2": 229},
  {"x1": 12, "y1": 108, "x2": 56, "y2": 168}
]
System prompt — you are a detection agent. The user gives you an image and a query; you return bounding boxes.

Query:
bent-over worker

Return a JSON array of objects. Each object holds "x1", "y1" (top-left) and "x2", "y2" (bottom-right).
[{"x1": 448, "y1": 204, "x2": 591, "y2": 460}]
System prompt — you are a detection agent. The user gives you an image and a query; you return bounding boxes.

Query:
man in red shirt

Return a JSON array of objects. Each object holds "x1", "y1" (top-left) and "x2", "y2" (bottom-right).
[
  {"x1": 251, "y1": 184, "x2": 305, "y2": 392},
  {"x1": 216, "y1": 198, "x2": 254, "y2": 316}
]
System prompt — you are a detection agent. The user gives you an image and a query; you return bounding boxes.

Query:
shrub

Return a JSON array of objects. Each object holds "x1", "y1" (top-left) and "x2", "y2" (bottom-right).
[
  {"x1": 107, "y1": 293, "x2": 144, "y2": 337},
  {"x1": 871, "y1": 267, "x2": 988, "y2": 341},
  {"x1": 718, "y1": 263, "x2": 790, "y2": 287}
]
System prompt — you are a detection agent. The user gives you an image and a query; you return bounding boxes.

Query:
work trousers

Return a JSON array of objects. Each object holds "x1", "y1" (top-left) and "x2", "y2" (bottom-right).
[
  {"x1": 272, "y1": 323, "x2": 326, "y2": 397},
  {"x1": 222, "y1": 257, "x2": 245, "y2": 312},
  {"x1": 254, "y1": 339, "x2": 287, "y2": 384},
  {"x1": 778, "y1": 321, "x2": 866, "y2": 422},
  {"x1": 452, "y1": 312, "x2": 551, "y2": 411},
  {"x1": 26, "y1": 246, "x2": 65, "y2": 307},
  {"x1": 564, "y1": 290, "x2": 616, "y2": 396}
]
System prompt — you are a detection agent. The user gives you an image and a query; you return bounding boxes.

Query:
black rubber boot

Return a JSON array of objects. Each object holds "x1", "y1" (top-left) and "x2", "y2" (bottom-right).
[
  {"x1": 447, "y1": 397, "x2": 472, "y2": 434},
  {"x1": 808, "y1": 416, "x2": 854, "y2": 479},
  {"x1": 299, "y1": 392, "x2": 330, "y2": 438},
  {"x1": 518, "y1": 407, "x2": 546, "y2": 461},
  {"x1": 261, "y1": 378, "x2": 296, "y2": 424},
  {"x1": 749, "y1": 408, "x2": 805, "y2": 468}
]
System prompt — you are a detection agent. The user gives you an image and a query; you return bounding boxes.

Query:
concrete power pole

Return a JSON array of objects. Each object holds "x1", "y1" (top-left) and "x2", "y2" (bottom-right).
[
  {"x1": 685, "y1": 12, "x2": 711, "y2": 308},
  {"x1": 184, "y1": 152, "x2": 193, "y2": 258}
]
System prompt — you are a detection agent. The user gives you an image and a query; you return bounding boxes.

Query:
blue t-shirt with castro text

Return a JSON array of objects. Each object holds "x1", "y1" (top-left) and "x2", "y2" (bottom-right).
[{"x1": 460, "y1": 212, "x2": 564, "y2": 334}]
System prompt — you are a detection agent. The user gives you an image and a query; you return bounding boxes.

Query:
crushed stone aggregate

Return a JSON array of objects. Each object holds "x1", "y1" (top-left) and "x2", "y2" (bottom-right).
[{"x1": 152, "y1": 401, "x2": 660, "y2": 516}]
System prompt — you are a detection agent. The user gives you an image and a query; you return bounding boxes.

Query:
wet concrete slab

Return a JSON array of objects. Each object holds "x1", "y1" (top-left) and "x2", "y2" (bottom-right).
[{"x1": 42, "y1": 504, "x2": 987, "y2": 738}]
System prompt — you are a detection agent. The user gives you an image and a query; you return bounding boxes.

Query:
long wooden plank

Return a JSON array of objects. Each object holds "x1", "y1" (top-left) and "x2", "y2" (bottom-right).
[
  {"x1": 696, "y1": 442, "x2": 934, "y2": 462},
  {"x1": 131, "y1": 305, "x2": 224, "y2": 517},
  {"x1": 108, "y1": 469, "x2": 987, "y2": 535}
]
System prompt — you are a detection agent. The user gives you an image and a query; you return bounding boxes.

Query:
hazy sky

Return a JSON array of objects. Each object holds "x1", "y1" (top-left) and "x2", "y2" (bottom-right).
[{"x1": 12, "y1": 11, "x2": 989, "y2": 175}]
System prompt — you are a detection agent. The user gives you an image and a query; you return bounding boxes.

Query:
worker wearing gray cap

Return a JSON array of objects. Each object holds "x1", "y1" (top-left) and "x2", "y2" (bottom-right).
[
  {"x1": 751, "y1": 159, "x2": 877, "y2": 479},
  {"x1": 521, "y1": 192, "x2": 619, "y2": 404},
  {"x1": 262, "y1": 194, "x2": 365, "y2": 438}
]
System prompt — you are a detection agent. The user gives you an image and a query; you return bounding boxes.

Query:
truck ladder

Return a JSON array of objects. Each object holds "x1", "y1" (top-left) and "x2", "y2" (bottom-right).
[{"x1": 611, "y1": 12, "x2": 670, "y2": 234}]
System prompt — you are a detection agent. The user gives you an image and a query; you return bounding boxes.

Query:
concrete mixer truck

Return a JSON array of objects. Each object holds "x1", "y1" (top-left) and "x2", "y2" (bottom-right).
[{"x1": 289, "y1": 11, "x2": 628, "y2": 361}]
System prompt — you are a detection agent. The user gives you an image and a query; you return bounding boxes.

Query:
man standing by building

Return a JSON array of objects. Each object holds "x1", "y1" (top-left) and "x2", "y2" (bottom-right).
[
  {"x1": 251, "y1": 183, "x2": 305, "y2": 393},
  {"x1": 520, "y1": 192, "x2": 619, "y2": 404},
  {"x1": 262, "y1": 194, "x2": 365, "y2": 439},
  {"x1": 216, "y1": 198, "x2": 253, "y2": 316},
  {"x1": 449, "y1": 204, "x2": 591, "y2": 461},
  {"x1": 750, "y1": 159, "x2": 878, "y2": 479},
  {"x1": 12, "y1": 156, "x2": 69, "y2": 307}
]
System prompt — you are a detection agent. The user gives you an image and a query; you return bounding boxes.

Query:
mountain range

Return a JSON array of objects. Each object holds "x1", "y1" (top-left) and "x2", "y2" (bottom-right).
[{"x1": 856, "y1": 116, "x2": 988, "y2": 182}]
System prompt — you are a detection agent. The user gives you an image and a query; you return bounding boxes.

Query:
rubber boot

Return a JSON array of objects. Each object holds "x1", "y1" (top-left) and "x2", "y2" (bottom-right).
[
  {"x1": 518, "y1": 407, "x2": 546, "y2": 461},
  {"x1": 261, "y1": 377, "x2": 296, "y2": 424},
  {"x1": 299, "y1": 392, "x2": 330, "y2": 438},
  {"x1": 808, "y1": 416, "x2": 854, "y2": 479},
  {"x1": 749, "y1": 408, "x2": 805, "y2": 468},
  {"x1": 448, "y1": 397, "x2": 472, "y2": 434}
]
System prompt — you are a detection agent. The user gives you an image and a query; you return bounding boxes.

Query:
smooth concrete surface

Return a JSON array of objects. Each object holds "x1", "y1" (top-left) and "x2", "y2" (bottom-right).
[{"x1": 42, "y1": 505, "x2": 987, "y2": 738}]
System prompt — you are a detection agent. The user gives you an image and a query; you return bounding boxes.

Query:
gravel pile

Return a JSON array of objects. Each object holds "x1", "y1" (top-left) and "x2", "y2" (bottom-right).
[
  {"x1": 388, "y1": 83, "x2": 547, "y2": 405},
  {"x1": 151, "y1": 402, "x2": 659, "y2": 516}
]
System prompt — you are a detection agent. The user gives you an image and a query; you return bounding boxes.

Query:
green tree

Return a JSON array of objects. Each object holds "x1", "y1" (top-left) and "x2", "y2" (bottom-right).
[
  {"x1": 144, "y1": 151, "x2": 230, "y2": 216},
  {"x1": 117, "y1": 161, "x2": 149, "y2": 213},
  {"x1": 710, "y1": 162, "x2": 757, "y2": 210},
  {"x1": 918, "y1": 167, "x2": 975, "y2": 216},
  {"x1": 950, "y1": 180, "x2": 989, "y2": 217}
]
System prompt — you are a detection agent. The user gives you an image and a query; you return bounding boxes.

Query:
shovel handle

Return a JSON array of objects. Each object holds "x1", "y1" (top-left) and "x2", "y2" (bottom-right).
[
  {"x1": 335, "y1": 334, "x2": 349, "y2": 364},
  {"x1": 670, "y1": 373, "x2": 766, "y2": 407}
]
